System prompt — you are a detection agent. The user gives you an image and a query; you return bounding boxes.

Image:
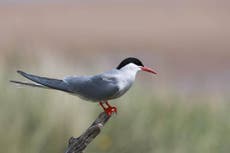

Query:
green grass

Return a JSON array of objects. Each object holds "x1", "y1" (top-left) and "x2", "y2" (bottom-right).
[{"x1": 1, "y1": 75, "x2": 230, "y2": 153}]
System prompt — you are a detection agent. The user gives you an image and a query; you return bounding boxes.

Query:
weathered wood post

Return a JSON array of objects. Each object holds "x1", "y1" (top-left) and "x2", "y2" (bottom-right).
[{"x1": 64, "y1": 112, "x2": 112, "y2": 153}]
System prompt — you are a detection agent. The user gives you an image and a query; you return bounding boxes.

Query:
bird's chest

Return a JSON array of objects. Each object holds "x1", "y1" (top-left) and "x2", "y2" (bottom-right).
[{"x1": 115, "y1": 76, "x2": 134, "y2": 97}]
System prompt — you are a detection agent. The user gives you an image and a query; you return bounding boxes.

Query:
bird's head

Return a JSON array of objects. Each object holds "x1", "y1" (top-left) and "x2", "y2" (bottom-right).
[{"x1": 116, "y1": 57, "x2": 157, "y2": 75}]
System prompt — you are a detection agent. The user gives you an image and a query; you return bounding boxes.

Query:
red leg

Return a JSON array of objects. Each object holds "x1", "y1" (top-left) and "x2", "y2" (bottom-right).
[
  {"x1": 99, "y1": 101, "x2": 117, "y2": 116},
  {"x1": 99, "y1": 102, "x2": 106, "y2": 110},
  {"x1": 105, "y1": 101, "x2": 111, "y2": 107}
]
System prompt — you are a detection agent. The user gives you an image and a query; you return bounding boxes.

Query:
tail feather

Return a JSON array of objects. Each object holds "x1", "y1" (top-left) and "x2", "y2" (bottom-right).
[
  {"x1": 13, "y1": 70, "x2": 72, "y2": 93},
  {"x1": 10, "y1": 80, "x2": 49, "y2": 89}
]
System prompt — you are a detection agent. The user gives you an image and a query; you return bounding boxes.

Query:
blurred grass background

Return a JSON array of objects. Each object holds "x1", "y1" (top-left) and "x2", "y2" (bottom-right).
[{"x1": 1, "y1": 1, "x2": 230, "y2": 153}]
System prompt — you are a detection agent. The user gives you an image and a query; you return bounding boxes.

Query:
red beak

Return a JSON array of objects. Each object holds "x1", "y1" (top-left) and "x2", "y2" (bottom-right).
[{"x1": 140, "y1": 66, "x2": 157, "y2": 74}]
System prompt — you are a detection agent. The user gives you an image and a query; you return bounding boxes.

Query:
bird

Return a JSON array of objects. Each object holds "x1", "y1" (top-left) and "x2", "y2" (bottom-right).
[{"x1": 10, "y1": 57, "x2": 157, "y2": 115}]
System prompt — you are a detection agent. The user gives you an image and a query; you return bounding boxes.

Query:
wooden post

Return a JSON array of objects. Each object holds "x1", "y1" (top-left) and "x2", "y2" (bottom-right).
[{"x1": 64, "y1": 112, "x2": 112, "y2": 153}]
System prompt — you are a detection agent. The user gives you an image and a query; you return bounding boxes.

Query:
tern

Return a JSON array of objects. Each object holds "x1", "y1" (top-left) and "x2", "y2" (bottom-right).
[{"x1": 10, "y1": 57, "x2": 157, "y2": 115}]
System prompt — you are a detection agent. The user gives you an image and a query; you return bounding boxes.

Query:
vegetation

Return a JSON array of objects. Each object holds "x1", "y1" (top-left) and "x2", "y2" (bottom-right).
[{"x1": 1, "y1": 72, "x2": 230, "y2": 153}]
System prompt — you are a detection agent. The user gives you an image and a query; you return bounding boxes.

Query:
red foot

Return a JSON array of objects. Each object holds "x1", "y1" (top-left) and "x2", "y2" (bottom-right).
[
  {"x1": 105, "y1": 106, "x2": 117, "y2": 116},
  {"x1": 99, "y1": 101, "x2": 117, "y2": 116}
]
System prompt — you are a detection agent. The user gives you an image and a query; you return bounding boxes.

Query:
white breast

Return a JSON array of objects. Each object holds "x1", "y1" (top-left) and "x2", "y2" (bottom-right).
[{"x1": 113, "y1": 63, "x2": 141, "y2": 98}]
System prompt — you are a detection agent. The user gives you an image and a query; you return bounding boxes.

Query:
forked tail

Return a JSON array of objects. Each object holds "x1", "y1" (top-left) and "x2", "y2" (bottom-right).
[
  {"x1": 10, "y1": 70, "x2": 72, "y2": 93},
  {"x1": 10, "y1": 80, "x2": 49, "y2": 89}
]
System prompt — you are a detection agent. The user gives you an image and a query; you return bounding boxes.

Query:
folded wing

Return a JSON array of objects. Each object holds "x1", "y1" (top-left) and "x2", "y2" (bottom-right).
[{"x1": 64, "y1": 73, "x2": 120, "y2": 101}]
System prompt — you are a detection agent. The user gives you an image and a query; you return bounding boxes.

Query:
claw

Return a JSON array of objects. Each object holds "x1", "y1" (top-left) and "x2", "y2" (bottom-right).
[
  {"x1": 99, "y1": 101, "x2": 117, "y2": 116},
  {"x1": 105, "y1": 106, "x2": 117, "y2": 116}
]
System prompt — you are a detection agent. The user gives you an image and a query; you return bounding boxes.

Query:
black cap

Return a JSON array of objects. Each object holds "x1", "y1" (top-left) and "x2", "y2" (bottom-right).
[{"x1": 117, "y1": 57, "x2": 144, "y2": 69}]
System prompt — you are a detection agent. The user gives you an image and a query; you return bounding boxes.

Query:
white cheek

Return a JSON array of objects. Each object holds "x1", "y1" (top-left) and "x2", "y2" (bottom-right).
[
  {"x1": 136, "y1": 66, "x2": 141, "y2": 71},
  {"x1": 124, "y1": 63, "x2": 140, "y2": 71}
]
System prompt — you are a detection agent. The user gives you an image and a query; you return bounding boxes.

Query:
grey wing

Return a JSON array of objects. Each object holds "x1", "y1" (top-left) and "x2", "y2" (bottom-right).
[
  {"x1": 64, "y1": 74, "x2": 120, "y2": 101},
  {"x1": 91, "y1": 75, "x2": 120, "y2": 100},
  {"x1": 15, "y1": 70, "x2": 72, "y2": 93}
]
